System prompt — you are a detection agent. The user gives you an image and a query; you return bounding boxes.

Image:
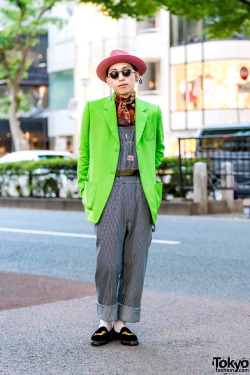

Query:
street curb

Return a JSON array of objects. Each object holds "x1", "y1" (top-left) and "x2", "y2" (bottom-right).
[
  {"x1": 0, "y1": 197, "x2": 84, "y2": 212},
  {"x1": 0, "y1": 196, "x2": 243, "y2": 215}
]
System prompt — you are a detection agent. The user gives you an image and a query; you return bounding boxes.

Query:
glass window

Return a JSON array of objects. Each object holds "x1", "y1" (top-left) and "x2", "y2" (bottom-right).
[
  {"x1": 0, "y1": 118, "x2": 48, "y2": 155},
  {"x1": 200, "y1": 137, "x2": 250, "y2": 152},
  {"x1": 139, "y1": 62, "x2": 159, "y2": 93},
  {"x1": 0, "y1": 85, "x2": 48, "y2": 117},
  {"x1": 204, "y1": 60, "x2": 250, "y2": 109},
  {"x1": 170, "y1": 15, "x2": 184, "y2": 47},
  {"x1": 170, "y1": 65, "x2": 186, "y2": 111},
  {"x1": 22, "y1": 34, "x2": 48, "y2": 85},
  {"x1": 21, "y1": 85, "x2": 49, "y2": 109},
  {"x1": 201, "y1": 127, "x2": 250, "y2": 136},
  {"x1": 187, "y1": 63, "x2": 203, "y2": 110},
  {"x1": 186, "y1": 19, "x2": 203, "y2": 44},
  {"x1": 137, "y1": 17, "x2": 156, "y2": 34},
  {"x1": 49, "y1": 70, "x2": 74, "y2": 110},
  {"x1": 171, "y1": 60, "x2": 250, "y2": 111},
  {"x1": 170, "y1": 17, "x2": 202, "y2": 46}
]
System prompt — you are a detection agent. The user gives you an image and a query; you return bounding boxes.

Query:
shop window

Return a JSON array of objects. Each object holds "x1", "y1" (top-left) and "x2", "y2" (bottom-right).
[
  {"x1": 187, "y1": 63, "x2": 203, "y2": 110},
  {"x1": 49, "y1": 70, "x2": 74, "y2": 110},
  {"x1": 204, "y1": 60, "x2": 250, "y2": 110},
  {"x1": 170, "y1": 65, "x2": 186, "y2": 111},
  {"x1": 171, "y1": 60, "x2": 250, "y2": 111}
]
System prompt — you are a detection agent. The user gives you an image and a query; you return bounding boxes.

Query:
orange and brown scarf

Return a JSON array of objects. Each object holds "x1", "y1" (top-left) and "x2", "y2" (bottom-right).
[{"x1": 115, "y1": 91, "x2": 136, "y2": 126}]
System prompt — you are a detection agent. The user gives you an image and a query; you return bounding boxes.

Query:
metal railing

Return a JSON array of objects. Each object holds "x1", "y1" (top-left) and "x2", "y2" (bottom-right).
[{"x1": 178, "y1": 135, "x2": 250, "y2": 199}]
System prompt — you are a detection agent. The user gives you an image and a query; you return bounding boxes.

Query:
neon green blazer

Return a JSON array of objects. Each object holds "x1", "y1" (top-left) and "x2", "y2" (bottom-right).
[{"x1": 77, "y1": 95, "x2": 165, "y2": 224}]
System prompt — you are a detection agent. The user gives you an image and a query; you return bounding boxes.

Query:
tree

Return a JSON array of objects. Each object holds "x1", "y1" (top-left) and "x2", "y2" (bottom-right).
[
  {"x1": 80, "y1": 0, "x2": 250, "y2": 39},
  {"x1": 0, "y1": 0, "x2": 67, "y2": 151}
]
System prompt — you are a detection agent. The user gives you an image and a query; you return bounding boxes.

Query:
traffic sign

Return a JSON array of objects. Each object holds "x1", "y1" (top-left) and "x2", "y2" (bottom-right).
[{"x1": 240, "y1": 66, "x2": 249, "y2": 80}]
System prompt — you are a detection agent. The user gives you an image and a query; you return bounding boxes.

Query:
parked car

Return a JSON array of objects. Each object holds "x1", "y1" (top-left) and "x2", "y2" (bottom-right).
[
  {"x1": 0, "y1": 150, "x2": 75, "y2": 163},
  {"x1": 196, "y1": 124, "x2": 250, "y2": 199}
]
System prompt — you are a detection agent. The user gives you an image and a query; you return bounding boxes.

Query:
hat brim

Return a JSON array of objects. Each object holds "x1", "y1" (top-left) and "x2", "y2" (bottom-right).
[{"x1": 96, "y1": 54, "x2": 147, "y2": 82}]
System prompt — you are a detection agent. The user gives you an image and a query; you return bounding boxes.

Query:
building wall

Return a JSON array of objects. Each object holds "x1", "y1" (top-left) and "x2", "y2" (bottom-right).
[
  {"x1": 47, "y1": 3, "x2": 250, "y2": 157},
  {"x1": 47, "y1": 2, "x2": 76, "y2": 153}
]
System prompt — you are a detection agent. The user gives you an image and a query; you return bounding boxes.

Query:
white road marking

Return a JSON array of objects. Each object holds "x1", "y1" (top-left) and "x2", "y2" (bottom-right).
[
  {"x1": 0, "y1": 227, "x2": 180, "y2": 245},
  {"x1": 152, "y1": 239, "x2": 180, "y2": 245}
]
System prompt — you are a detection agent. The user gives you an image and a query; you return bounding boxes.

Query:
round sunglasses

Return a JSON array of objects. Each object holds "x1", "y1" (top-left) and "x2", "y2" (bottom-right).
[{"x1": 108, "y1": 68, "x2": 136, "y2": 80}]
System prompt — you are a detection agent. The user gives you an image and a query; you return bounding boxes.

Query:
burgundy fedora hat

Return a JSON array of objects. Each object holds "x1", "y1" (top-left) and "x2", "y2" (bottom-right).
[{"x1": 96, "y1": 50, "x2": 147, "y2": 82}]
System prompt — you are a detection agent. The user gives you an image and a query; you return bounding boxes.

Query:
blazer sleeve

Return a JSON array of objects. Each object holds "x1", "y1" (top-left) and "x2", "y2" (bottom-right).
[
  {"x1": 77, "y1": 102, "x2": 90, "y2": 195},
  {"x1": 155, "y1": 106, "x2": 165, "y2": 170}
]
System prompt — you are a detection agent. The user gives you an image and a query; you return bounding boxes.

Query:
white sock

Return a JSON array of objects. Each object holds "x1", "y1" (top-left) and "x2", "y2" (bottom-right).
[
  {"x1": 99, "y1": 319, "x2": 112, "y2": 331},
  {"x1": 114, "y1": 319, "x2": 126, "y2": 333}
]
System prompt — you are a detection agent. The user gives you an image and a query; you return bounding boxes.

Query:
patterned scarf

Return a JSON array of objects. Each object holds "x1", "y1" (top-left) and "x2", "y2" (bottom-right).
[{"x1": 114, "y1": 91, "x2": 136, "y2": 126}]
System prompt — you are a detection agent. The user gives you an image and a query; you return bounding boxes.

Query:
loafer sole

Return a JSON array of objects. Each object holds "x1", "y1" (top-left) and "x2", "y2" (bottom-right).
[
  {"x1": 91, "y1": 340, "x2": 109, "y2": 346},
  {"x1": 121, "y1": 340, "x2": 139, "y2": 346}
]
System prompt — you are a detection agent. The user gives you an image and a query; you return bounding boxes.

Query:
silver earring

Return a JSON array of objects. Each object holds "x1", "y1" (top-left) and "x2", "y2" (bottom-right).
[
  {"x1": 139, "y1": 76, "x2": 142, "y2": 84},
  {"x1": 109, "y1": 86, "x2": 112, "y2": 102}
]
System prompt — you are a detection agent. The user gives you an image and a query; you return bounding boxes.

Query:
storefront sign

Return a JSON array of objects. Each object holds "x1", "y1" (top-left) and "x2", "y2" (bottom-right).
[
  {"x1": 238, "y1": 82, "x2": 250, "y2": 93},
  {"x1": 240, "y1": 66, "x2": 249, "y2": 80}
]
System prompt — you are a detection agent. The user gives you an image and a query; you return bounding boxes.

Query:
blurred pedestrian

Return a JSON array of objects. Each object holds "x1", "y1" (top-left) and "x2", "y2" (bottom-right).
[{"x1": 77, "y1": 50, "x2": 165, "y2": 346}]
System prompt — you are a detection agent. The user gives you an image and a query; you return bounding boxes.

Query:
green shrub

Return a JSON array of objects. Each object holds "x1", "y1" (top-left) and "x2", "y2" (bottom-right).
[
  {"x1": 157, "y1": 156, "x2": 205, "y2": 199},
  {"x1": 0, "y1": 158, "x2": 78, "y2": 198},
  {"x1": 0, "y1": 156, "x2": 200, "y2": 199}
]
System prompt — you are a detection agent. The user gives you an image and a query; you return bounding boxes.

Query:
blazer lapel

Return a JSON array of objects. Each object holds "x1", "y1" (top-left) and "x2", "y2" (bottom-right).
[
  {"x1": 135, "y1": 97, "x2": 148, "y2": 146},
  {"x1": 103, "y1": 95, "x2": 119, "y2": 144},
  {"x1": 103, "y1": 95, "x2": 148, "y2": 146}
]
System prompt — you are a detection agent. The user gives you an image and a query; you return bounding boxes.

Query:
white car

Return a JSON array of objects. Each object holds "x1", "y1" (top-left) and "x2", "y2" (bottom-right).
[{"x1": 0, "y1": 150, "x2": 75, "y2": 163}]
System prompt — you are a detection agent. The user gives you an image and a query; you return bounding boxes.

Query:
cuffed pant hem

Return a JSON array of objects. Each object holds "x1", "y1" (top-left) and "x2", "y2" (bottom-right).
[
  {"x1": 119, "y1": 303, "x2": 141, "y2": 323},
  {"x1": 96, "y1": 301, "x2": 118, "y2": 322}
]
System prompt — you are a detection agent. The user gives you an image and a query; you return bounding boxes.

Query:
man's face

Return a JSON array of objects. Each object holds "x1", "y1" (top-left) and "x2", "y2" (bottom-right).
[{"x1": 106, "y1": 62, "x2": 139, "y2": 98}]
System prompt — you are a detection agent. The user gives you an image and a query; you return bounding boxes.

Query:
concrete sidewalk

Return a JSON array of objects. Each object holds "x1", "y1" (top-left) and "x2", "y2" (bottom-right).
[{"x1": 1, "y1": 287, "x2": 250, "y2": 375}]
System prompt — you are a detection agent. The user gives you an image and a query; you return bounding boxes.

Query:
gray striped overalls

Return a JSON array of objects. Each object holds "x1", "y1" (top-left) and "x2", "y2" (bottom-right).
[{"x1": 94, "y1": 125, "x2": 152, "y2": 323}]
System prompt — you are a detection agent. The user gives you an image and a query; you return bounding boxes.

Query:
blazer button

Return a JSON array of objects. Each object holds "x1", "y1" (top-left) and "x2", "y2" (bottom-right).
[
  {"x1": 111, "y1": 170, "x2": 115, "y2": 174},
  {"x1": 115, "y1": 148, "x2": 119, "y2": 152}
]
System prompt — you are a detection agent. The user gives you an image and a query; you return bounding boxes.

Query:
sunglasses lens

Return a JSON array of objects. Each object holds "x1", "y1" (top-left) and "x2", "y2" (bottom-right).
[
  {"x1": 122, "y1": 69, "x2": 131, "y2": 77},
  {"x1": 109, "y1": 69, "x2": 132, "y2": 79},
  {"x1": 110, "y1": 71, "x2": 119, "y2": 79}
]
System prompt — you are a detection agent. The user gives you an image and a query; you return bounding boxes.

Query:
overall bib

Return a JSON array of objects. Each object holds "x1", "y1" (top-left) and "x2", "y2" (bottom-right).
[{"x1": 94, "y1": 125, "x2": 152, "y2": 323}]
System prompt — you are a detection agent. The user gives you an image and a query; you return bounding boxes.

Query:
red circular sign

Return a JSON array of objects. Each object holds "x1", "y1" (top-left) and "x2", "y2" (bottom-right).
[{"x1": 240, "y1": 66, "x2": 249, "y2": 80}]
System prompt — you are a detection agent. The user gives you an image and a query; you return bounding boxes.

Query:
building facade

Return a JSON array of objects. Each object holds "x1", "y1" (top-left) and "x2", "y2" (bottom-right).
[{"x1": 47, "y1": 3, "x2": 250, "y2": 156}]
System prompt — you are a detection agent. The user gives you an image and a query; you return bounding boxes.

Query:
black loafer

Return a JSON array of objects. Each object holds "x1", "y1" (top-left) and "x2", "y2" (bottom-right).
[
  {"x1": 91, "y1": 326, "x2": 111, "y2": 346},
  {"x1": 114, "y1": 327, "x2": 139, "y2": 346}
]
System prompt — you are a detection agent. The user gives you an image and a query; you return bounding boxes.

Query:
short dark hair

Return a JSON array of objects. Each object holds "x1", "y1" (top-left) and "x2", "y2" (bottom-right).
[{"x1": 106, "y1": 63, "x2": 137, "y2": 76}]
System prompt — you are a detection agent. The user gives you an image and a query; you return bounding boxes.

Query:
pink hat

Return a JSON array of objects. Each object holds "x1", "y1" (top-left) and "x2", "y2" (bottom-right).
[{"x1": 96, "y1": 50, "x2": 147, "y2": 82}]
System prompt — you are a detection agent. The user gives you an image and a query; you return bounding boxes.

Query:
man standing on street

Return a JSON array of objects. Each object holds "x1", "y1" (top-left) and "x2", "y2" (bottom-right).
[{"x1": 77, "y1": 50, "x2": 165, "y2": 346}]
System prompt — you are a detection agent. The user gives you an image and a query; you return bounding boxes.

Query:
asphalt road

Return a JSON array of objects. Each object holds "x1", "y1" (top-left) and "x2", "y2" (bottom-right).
[
  {"x1": 0, "y1": 208, "x2": 250, "y2": 375},
  {"x1": 0, "y1": 208, "x2": 249, "y2": 303}
]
